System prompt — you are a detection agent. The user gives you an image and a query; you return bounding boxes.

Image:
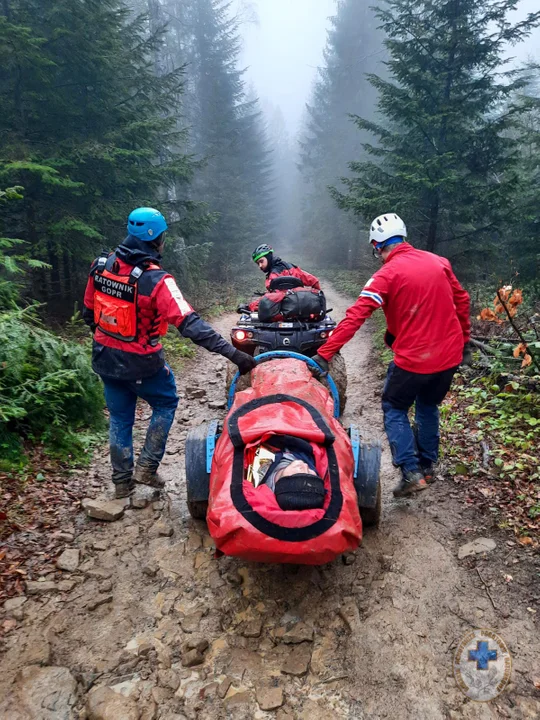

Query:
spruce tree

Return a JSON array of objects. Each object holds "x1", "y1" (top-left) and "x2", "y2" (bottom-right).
[
  {"x1": 299, "y1": 0, "x2": 386, "y2": 268},
  {"x1": 0, "y1": 0, "x2": 200, "y2": 308},
  {"x1": 332, "y1": 0, "x2": 540, "y2": 269}
]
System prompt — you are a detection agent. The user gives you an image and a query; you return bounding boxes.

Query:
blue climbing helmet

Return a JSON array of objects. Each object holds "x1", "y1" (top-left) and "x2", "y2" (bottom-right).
[{"x1": 127, "y1": 207, "x2": 168, "y2": 242}]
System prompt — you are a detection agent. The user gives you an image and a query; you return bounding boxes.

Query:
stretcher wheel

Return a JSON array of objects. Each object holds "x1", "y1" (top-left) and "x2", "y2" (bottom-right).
[
  {"x1": 355, "y1": 439, "x2": 382, "y2": 528},
  {"x1": 185, "y1": 421, "x2": 218, "y2": 520}
]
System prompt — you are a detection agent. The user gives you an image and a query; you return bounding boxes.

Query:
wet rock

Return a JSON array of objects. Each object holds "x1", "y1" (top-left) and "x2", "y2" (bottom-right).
[
  {"x1": 87, "y1": 595, "x2": 113, "y2": 611},
  {"x1": 25, "y1": 638, "x2": 51, "y2": 666},
  {"x1": 151, "y1": 686, "x2": 173, "y2": 704},
  {"x1": 458, "y1": 538, "x2": 496, "y2": 559},
  {"x1": 142, "y1": 562, "x2": 159, "y2": 578},
  {"x1": 4, "y1": 596, "x2": 27, "y2": 614},
  {"x1": 58, "y1": 580, "x2": 77, "y2": 593},
  {"x1": 86, "y1": 685, "x2": 139, "y2": 720},
  {"x1": 185, "y1": 387, "x2": 206, "y2": 399},
  {"x1": 217, "y1": 676, "x2": 233, "y2": 699},
  {"x1": 282, "y1": 622, "x2": 314, "y2": 644},
  {"x1": 26, "y1": 580, "x2": 57, "y2": 595},
  {"x1": 131, "y1": 497, "x2": 149, "y2": 510},
  {"x1": 224, "y1": 687, "x2": 252, "y2": 707},
  {"x1": 181, "y1": 648, "x2": 206, "y2": 667},
  {"x1": 208, "y1": 400, "x2": 226, "y2": 410},
  {"x1": 256, "y1": 683, "x2": 284, "y2": 711},
  {"x1": 82, "y1": 498, "x2": 126, "y2": 522},
  {"x1": 240, "y1": 618, "x2": 263, "y2": 638},
  {"x1": 1, "y1": 666, "x2": 77, "y2": 720},
  {"x1": 154, "y1": 521, "x2": 174, "y2": 538},
  {"x1": 56, "y1": 548, "x2": 80, "y2": 572},
  {"x1": 281, "y1": 644, "x2": 312, "y2": 676},
  {"x1": 158, "y1": 669, "x2": 180, "y2": 692},
  {"x1": 180, "y1": 610, "x2": 205, "y2": 633}
]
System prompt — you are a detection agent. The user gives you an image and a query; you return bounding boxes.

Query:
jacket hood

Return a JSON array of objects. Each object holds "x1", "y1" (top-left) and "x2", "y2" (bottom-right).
[{"x1": 116, "y1": 235, "x2": 162, "y2": 267}]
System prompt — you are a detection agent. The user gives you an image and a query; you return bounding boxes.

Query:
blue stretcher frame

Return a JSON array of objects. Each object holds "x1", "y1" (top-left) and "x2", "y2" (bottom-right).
[{"x1": 227, "y1": 351, "x2": 341, "y2": 418}]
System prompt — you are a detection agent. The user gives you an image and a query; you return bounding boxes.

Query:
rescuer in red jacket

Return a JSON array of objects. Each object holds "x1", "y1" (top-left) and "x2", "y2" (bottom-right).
[
  {"x1": 83, "y1": 207, "x2": 256, "y2": 499},
  {"x1": 245, "y1": 244, "x2": 321, "y2": 313},
  {"x1": 313, "y1": 213, "x2": 472, "y2": 498}
]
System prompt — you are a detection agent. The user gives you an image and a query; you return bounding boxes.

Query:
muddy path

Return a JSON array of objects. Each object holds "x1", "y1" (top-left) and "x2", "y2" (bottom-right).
[{"x1": 1, "y1": 283, "x2": 539, "y2": 720}]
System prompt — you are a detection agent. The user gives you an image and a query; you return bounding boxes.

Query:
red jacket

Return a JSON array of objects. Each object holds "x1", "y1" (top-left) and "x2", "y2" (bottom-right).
[
  {"x1": 318, "y1": 243, "x2": 471, "y2": 374},
  {"x1": 249, "y1": 257, "x2": 321, "y2": 312},
  {"x1": 83, "y1": 237, "x2": 239, "y2": 380}
]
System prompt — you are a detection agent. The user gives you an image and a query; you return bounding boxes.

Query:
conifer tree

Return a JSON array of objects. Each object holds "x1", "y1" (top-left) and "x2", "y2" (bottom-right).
[
  {"x1": 299, "y1": 0, "x2": 386, "y2": 268},
  {"x1": 332, "y1": 0, "x2": 540, "y2": 269},
  {"x1": 0, "y1": 0, "x2": 200, "y2": 308}
]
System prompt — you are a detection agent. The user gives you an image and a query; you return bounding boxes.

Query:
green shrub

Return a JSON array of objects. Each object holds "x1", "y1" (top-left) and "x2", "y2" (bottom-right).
[{"x1": 0, "y1": 306, "x2": 105, "y2": 467}]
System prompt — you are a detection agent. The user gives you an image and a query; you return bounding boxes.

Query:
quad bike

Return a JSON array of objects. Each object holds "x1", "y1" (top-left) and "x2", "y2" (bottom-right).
[
  {"x1": 185, "y1": 353, "x2": 381, "y2": 564},
  {"x1": 226, "y1": 278, "x2": 347, "y2": 413}
]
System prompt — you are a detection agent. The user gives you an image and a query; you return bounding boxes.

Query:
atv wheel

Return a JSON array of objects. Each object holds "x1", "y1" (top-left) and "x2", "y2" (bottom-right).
[
  {"x1": 355, "y1": 439, "x2": 382, "y2": 528},
  {"x1": 320, "y1": 352, "x2": 347, "y2": 415},
  {"x1": 185, "y1": 421, "x2": 218, "y2": 520}
]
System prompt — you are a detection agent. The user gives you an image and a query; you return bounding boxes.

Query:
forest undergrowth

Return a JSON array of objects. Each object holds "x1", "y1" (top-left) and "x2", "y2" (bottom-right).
[{"x1": 321, "y1": 267, "x2": 540, "y2": 543}]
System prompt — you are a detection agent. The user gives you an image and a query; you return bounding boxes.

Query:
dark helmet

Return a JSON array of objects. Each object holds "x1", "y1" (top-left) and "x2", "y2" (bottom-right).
[{"x1": 252, "y1": 244, "x2": 273, "y2": 263}]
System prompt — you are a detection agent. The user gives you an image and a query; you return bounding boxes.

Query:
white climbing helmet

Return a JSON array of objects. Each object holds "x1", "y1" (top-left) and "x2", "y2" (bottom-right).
[{"x1": 369, "y1": 213, "x2": 407, "y2": 246}]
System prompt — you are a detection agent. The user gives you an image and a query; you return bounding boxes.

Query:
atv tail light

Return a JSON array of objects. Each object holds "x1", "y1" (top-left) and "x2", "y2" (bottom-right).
[
  {"x1": 234, "y1": 330, "x2": 247, "y2": 341},
  {"x1": 247, "y1": 331, "x2": 254, "y2": 339},
  {"x1": 320, "y1": 331, "x2": 328, "y2": 339}
]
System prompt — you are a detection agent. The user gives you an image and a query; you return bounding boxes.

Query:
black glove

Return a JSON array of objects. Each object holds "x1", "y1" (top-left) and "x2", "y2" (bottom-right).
[
  {"x1": 311, "y1": 353, "x2": 330, "y2": 378},
  {"x1": 237, "y1": 304, "x2": 251, "y2": 314},
  {"x1": 231, "y1": 350, "x2": 257, "y2": 376},
  {"x1": 461, "y1": 342, "x2": 474, "y2": 367}
]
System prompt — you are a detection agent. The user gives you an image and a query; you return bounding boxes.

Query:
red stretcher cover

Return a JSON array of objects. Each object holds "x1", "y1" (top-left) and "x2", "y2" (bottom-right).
[{"x1": 207, "y1": 358, "x2": 362, "y2": 564}]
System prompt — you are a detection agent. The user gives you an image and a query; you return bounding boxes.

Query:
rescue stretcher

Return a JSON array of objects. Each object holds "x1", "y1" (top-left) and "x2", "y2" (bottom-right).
[{"x1": 185, "y1": 352, "x2": 382, "y2": 565}]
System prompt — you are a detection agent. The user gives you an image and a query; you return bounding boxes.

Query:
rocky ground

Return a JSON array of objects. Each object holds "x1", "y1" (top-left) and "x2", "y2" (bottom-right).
[{"x1": 1, "y1": 284, "x2": 539, "y2": 720}]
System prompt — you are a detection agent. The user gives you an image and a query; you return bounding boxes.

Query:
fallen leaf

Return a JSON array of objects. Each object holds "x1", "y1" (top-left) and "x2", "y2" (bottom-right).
[
  {"x1": 522, "y1": 354, "x2": 532, "y2": 369},
  {"x1": 519, "y1": 537, "x2": 533, "y2": 546},
  {"x1": 533, "y1": 677, "x2": 540, "y2": 690}
]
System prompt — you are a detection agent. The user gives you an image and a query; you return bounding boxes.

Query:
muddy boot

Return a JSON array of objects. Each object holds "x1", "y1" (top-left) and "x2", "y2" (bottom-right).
[
  {"x1": 393, "y1": 470, "x2": 428, "y2": 498},
  {"x1": 421, "y1": 463, "x2": 436, "y2": 484},
  {"x1": 134, "y1": 465, "x2": 166, "y2": 490},
  {"x1": 115, "y1": 479, "x2": 135, "y2": 499}
]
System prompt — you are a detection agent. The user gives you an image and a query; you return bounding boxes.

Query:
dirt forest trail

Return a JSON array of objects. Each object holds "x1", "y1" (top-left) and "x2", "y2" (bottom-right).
[{"x1": 1, "y1": 283, "x2": 539, "y2": 720}]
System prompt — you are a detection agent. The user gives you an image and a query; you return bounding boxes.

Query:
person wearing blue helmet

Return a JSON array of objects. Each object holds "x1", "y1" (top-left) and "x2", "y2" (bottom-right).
[{"x1": 83, "y1": 207, "x2": 256, "y2": 499}]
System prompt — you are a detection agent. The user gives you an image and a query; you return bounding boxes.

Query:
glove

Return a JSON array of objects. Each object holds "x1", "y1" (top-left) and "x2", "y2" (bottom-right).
[
  {"x1": 237, "y1": 304, "x2": 251, "y2": 314},
  {"x1": 231, "y1": 350, "x2": 257, "y2": 376},
  {"x1": 461, "y1": 341, "x2": 474, "y2": 367},
  {"x1": 311, "y1": 353, "x2": 330, "y2": 378}
]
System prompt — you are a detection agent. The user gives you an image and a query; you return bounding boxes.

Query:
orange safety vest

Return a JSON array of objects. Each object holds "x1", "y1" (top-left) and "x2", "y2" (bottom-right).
[{"x1": 92, "y1": 253, "x2": 163, "y2": 343}]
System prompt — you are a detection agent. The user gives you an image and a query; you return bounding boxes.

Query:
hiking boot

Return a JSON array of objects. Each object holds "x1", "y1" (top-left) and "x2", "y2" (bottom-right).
[
  {"x1": 115, "y1": 480, "x2": 135, "y2": 499},
  {"x1": 134, "y1": 465, "x2": 166, "y2": 489},
  {"x1": 421, "y1": 464, "x2": 436, "y2": 484},
  {"x1": 393, "y1": 470, "x2": 428, "y2": 498}
]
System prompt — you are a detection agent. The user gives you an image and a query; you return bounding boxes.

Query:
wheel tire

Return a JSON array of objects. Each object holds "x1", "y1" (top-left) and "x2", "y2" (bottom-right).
[
  {"x1": 187, "y1": 500, "x2": 208, "y2": 520},
  {"x1": 355, "y1": 439, "x2": 382, "y2": 528},
  {"x1": 359, "y1": 477, "x2": 381, "y2": 528},
  {"x1": 321, "y1": 352, "x2": 347, "y2": 415},
  {"x1": 185, "y1": 422, "x2": 215, "y2": 520}
]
